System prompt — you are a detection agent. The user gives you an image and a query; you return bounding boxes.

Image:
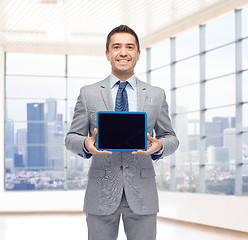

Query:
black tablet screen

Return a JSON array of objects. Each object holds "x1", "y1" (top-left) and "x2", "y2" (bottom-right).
[{"x1": 97, "y1": 112, "x2": 147, "y2": 151}]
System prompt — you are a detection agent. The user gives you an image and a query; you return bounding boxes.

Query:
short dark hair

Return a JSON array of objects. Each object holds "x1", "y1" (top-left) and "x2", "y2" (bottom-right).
[{"x1": 106, "y1": 25, "x2": 140, "y2": 52}]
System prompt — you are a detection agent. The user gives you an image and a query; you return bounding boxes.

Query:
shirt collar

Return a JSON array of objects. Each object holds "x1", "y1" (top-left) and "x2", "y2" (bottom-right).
[{"x1": 110, "y1": 73, "x2": 136, "y2": 90}]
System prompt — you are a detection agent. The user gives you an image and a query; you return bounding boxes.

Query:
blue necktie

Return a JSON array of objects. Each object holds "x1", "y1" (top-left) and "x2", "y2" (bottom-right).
[{"x1": 115, "y1": 81, "x2": 129, "y2": 112}]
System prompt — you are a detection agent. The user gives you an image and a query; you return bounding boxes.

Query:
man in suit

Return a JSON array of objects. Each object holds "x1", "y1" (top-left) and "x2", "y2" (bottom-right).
[{"x1": 65, "y1": 25, "x2": 179, "y2": 240}]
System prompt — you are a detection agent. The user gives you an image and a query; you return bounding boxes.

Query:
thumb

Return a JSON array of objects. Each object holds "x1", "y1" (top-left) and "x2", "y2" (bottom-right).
[
  {"x1": 147, "y1": 133, "x2": 156, "y2": 142},
  {"x1": 92, "y1": 128, "x2": 98, "y2": 140}
]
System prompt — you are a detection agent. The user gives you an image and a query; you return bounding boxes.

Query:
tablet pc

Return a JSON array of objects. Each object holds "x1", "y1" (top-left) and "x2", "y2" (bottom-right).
[{"x1": 96, "y1": 111, "x2": 147, "y2": 152}]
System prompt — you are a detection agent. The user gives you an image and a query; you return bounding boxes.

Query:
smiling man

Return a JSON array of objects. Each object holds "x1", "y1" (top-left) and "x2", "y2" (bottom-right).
[
  {"x1": 105, "y1": 31, "x2": 140, "y2": 81},
  {"x1": 65, "y1": 25, "x2": 179, "y2": 240}
]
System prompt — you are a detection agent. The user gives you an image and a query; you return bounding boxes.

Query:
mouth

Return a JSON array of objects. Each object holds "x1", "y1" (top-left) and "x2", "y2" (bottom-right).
[{"x1": 117, "y1": 59, "x2": 130, "y2": 63}]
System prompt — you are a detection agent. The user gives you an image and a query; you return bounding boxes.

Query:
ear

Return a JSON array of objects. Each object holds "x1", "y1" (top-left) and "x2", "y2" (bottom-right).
[
  {"x1": 105, "y1": 50, "x2": 110, "y2": 61},
  {"x1": 136, "y1": 50, "x2": 141, "y2": 61}
]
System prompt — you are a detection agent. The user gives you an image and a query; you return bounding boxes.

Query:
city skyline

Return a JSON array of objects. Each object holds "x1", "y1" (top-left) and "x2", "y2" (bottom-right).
[{"x1": 5, "y1": 97, "x2": 248, "y2": 192}]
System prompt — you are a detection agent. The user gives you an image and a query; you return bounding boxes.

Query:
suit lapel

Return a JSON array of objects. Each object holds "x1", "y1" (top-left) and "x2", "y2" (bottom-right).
[
  {"x1": 99, "y1": 76, "x2": 147, "y2": 112},
  {"x1": 100, "y1": 76, "x2": 115, "y2": 111},
  {"x1": 136, "y1": 78, "x2": 147, "y2": 112}
]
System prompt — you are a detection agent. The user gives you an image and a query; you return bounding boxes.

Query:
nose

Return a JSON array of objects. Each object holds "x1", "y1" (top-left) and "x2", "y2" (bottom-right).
[{"x1": 120, "y1": 46, "x2": 127, "y2": 56}]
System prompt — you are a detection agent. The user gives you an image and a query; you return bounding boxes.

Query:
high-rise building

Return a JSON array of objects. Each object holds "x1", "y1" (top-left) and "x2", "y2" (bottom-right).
[
  {"x1": 207, "y1": 146, "x2": 230, "y2": 172},
  {"x1": 5, "y1": 119, "x2": 15, "y2": 160},
  {"x1": 223, "y1": 128, "x2": 236, "y2": 162},
  {"x1": 205, "y1": 121, "x2": 223, "y2": 148},
  {"x1": 46, "y1": 99, "x2": 64, "y2": 167},
  {"x1": 14, "y1": 153, "x2": 24, "y2": 168},
  {"x1": 15, "y1": 128, "x2": 27, "y2": 166},
  {"x1": 206, "y1": 117, "x2": 236, "y2": 149},
  {"x1": 176, "y1": 106, "x2": 188, "y2": 152},
  {"x1": 27, "y1": 103, "x2": 47, "y2": 168},
  {"x1": 46, "y1": 98, "x2": 57, "y2": 121}
]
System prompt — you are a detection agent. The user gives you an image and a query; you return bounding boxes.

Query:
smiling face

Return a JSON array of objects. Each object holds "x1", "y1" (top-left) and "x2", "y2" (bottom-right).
[{"x1": 105, "y1": 32, "x2": 141, "y2": 81}]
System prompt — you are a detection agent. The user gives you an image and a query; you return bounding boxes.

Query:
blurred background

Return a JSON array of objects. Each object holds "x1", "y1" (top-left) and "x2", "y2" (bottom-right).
[{"x1": 0, "y1": 0, "x2": 248, "y2": 239}]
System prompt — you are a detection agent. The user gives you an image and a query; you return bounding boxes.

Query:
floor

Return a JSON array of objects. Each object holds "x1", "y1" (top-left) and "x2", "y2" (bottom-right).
[{"x1": 0, "y1": 213, "x2": 247, "y2": 240}]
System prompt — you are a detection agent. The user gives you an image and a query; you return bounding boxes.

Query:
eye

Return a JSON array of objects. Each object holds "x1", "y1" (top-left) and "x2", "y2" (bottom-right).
[
  {"x1": 114, "y1": 46, "x2": 120, "y2": 50},
  {"x1": 128, "y1": 46, "x2": 134, "y2": 50}
]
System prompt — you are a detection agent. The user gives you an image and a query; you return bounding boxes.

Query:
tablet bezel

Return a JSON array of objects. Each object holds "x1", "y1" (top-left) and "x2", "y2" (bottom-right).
[{"x1": 96, "y1": 111, "x2": 147, "y2": 152}]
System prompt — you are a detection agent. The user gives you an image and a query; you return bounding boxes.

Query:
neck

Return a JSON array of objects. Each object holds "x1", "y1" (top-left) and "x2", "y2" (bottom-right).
[{"x1": 112, "y1": 71, "x2": 134, "y2": 81}]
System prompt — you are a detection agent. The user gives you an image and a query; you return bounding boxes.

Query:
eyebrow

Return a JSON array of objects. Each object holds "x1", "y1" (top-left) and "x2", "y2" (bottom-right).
[{"x1": 111, "y1": 43, "x2": 135, "y2": 47}]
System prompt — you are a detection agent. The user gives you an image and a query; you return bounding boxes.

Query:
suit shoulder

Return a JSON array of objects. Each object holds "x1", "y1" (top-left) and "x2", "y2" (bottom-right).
[{"x1": 137, "y1": 79, "x2": 164, "y2": 95}]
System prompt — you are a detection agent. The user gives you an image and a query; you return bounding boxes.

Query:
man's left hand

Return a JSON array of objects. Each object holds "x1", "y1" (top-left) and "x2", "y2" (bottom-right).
[{"x1": 132, "y1": 133, "x2": 162, "y2": 155}]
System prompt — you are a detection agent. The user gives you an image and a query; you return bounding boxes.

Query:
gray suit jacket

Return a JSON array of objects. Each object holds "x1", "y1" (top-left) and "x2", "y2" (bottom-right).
[{"x1": 65, "y1": 76, "x2": 179, "y2": 215}]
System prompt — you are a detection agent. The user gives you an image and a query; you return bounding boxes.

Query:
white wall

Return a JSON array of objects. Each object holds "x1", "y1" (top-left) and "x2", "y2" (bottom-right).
[
  {"x1": 0, "y1": 191, "x2": 85, "y2": 212},
  {"x1": 0, "y1": 190, "x2": 247, "y2": 232},
  {"x1": 158, "y1": 191, "x2": 248, "y2": 232}
]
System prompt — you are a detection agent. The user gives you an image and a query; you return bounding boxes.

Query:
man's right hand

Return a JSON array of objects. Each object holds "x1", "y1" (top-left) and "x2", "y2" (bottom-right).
[{"x1": 84, "y1": 128, "x2": 112, "y2": 155}]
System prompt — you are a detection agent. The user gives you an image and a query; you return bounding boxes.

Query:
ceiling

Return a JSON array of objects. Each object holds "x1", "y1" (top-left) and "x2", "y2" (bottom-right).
[{"x1": 0, "y1": 0, "x2": 247, "y2": 55}]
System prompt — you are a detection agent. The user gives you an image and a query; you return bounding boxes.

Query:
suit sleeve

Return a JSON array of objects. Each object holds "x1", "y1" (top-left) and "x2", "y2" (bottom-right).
[
  {"x1": 154, "y1": 90, "x2": 179, "y2": 159},
  {"x1": 65, "y1": 87, "x2": 90, "y2": 159}
]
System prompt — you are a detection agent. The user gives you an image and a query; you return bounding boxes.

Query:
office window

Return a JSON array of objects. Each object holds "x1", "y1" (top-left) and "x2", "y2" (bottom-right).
[
  {"x1": 206, "y1": 12, "x2": 235, "y2": 50},
  {"x1": 176, "y1": 84, "x2": 200, "y2": 113},
  {"x1": 175, "y1": 56, "x2": 199, "y2": 87},
  {"x1": 4, "y1": 53, "x2": 110, "y2": 191},
  {"x1": 243, "y1": 71, "x2": 248, "y2": 102},
  {"x1": 6, "y1": 76, "x2": 66, "y2": 99},
  {"x1": 175, "y1": 112, "x2": 200, "y2": 155},
  {"x1": 174, "y1": 112, "x2": 200, "y2": 193},
  {"x1": 205, "y1": 164, "x2": 235, "y2": 195},
  {"x1": 6, "y1": 53, "x2": 65, "y2": 76},
  {"x1": 176, "y1": 27, "x2": 199, "y2": 60},
  {"x1": 136, "y1": 73, "x2": 146, "y2": 83},
  {"x1": 151, "y1": 39, "x2": 170, "y2": 69},
  {"x1": 243, "y1": 165, "x2": 248, "y2": 196},
  {"x1": 151, "y1": 67, "x2": 170, "y2": 91},
  {"x1": 4, "y1": 8, "x2": 248, "y2": 196},
  {"x1": 243, "y1": 132, "x2": 248, "y2": 196},
  {"x1": 205, "y1": 75, "x2": 235, "y2": 108},
  {"x1": 66, "y1": 55, "x2": 109, "y2": 190},
  {"x1": 4, "y1": 50, "x2": 147, "y2": 191},
  {"x1": 135, "y1": 50, "x2": 147, "y2": 76},
  {"x1": 243, "y1": 39, "x2": 248, "y2": 70},
  {"x1": 154, "y1": 161, "x2": 170, "y2": 191},
  {"x1": 242, "y1": 7, "x2": 248, "y2": 38},
  {"x1": 176, "y1": 165, "x2": 200, "y2": 193},
  {"x1": 241, "y1": 4, "x2": 248, "y2": 199},
  {"x1": 67, "y1": 55, "x2": 110, "y2": 77},
  {"x1": 243, "y1": 104, "x2": 248, "y2": 129},
  {"x1": 5, "y1": 53, "x2": 67, "y2": 191},
  {"x1": 205, "y1": 107, "x2": 235, "y2": 133},
  {"x1": 205, "y1": 44, "x2": 235, "y2": 79},
  {"x1": 147, "y1": 9, "x2": 247, "y2": 196}
]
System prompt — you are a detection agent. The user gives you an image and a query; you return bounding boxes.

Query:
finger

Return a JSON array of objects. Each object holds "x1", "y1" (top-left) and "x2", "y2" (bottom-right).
[
  {"x1": 92, "y1": 128, "x2": 98, "y2": 140},
  {"x1": 90, "y1": 142, "x2": 111, "y2": 154},
  {"x1": 95, "y1": 152, "x2": 112, "y2": 155},
  {"x1": 147, "y1": 133, "x2": 156, "y2": 142},
  {"x1": 100, "y1": 150, "x2": 112, "y2": 155},
  {"x1": 90, "y1": 148, "x2": 112, "y2": 155},
  {"x1": 87, "y1": 140, "x2": 99, "y2": 154},
  {"x1": 132, "y1": 149, "x2": 146, "y2": 154},
  {"x1": 88, "y1": 146, "x2": 98, "y2": 155},
  {"x1": 133, "y1": 150, "x2": 149, "y2": 155},
  {"x1": 143, "y1": 148, "x2": 154, "y2": 155},
  {"x1": 132, "y1": 150, "x2": 144, "y2": 154}
]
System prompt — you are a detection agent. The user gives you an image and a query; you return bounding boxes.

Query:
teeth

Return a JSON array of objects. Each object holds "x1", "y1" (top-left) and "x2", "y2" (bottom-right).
[{"x1": 119, "y1": 60, "x2": 128, "y2": 62}]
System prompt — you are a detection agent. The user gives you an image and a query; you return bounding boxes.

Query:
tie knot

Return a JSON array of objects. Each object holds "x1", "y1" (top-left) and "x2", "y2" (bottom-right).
[{"x1": 118, "y1": 81, "x2": 128, "y2": 89}]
